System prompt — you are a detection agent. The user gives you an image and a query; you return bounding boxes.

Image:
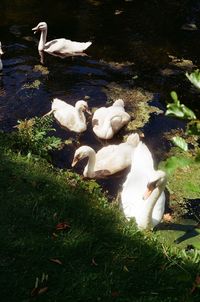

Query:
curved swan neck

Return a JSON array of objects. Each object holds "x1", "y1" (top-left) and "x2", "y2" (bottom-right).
[
  {"x1": 38, "y1": 29, "x2": 47, "y2": 51},
  {"x1": 84, "y1": 149, "x2": 96, "y2": 178},
  {"x1": 75, "y1": 106, "x2": 86, "y2": 126},
  {"x1": 137, "y1": 183, "x2": 165, "y2": 230}
]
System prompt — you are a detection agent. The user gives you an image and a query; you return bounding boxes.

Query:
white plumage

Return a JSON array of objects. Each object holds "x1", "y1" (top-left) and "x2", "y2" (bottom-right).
[
  {"x1": 71, "y1": 133, "x2": 140, "y2": 178},
  {"x1": 32, "y1": 22, "x2": 92, "y2": 63},
  {"x1": 45, "y1": 98, "x2": 90, "y2": 133},
  {"x1": 121, "y1": 141, "x2": 167, "y2": 230},
  {"x1": 92, "y1": 99, "x2": 131, "y2": 140}
]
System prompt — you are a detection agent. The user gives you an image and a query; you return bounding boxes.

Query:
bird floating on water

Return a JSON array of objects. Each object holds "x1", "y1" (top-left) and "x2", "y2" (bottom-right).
[
  {"x1": 71, "y1": 133, "x2": 140, "y2": 178},
  {"x1": 92, "y1": 99, "x2": 131, "y2": 140},
  {"x1": 32, "y1": 22, "x2": 92, "y2": 64},
  {"x1": 44, "y1": 98, "x2": 91, "y2": 133}
]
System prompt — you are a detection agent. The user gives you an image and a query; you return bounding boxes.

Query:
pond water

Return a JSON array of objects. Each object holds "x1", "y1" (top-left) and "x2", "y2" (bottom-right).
[{"x1": 0, "y1": 0, "x2": 199, "y2": 199}]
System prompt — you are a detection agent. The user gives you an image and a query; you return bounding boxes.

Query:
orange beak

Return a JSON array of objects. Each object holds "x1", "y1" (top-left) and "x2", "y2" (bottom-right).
[
  {"x1": 142, "y1": 187, "x2": 154, "y2": 200},
  {"x1": 71, "y1": 156, "x2": 78, "y2": 167}
]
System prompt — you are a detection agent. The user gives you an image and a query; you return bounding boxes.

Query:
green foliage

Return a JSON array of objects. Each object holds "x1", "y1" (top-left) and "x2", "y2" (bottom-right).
[
  {"x1": 186, "y1": 69, "x2": 200, "y2": 90},
  {"x1": 171, "y1": 136, "x2": 188, "y2": 151},
  {"x1": 186, "y1": 120, "x2": 200, "y2": 136},
  {"x1": 10, "y1": 116, "x2": 62, "y2": 159},
  {"x1": 166, "y1": 91, "x2": 196, "y2": 120}
]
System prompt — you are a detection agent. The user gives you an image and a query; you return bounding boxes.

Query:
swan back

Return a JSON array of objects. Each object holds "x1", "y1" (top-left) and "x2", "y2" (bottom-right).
[
  {"x1": 112, "y1": 99, "x2": 125, "y2": 108},
  {"x1": 130, "y1": 141, "x2": 154, "y2": 173}
]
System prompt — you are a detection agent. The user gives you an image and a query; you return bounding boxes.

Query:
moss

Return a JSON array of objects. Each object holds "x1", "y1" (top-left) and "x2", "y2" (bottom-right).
[{"x1": 103, "y1": 83, "x2": 163, "y2": 133}]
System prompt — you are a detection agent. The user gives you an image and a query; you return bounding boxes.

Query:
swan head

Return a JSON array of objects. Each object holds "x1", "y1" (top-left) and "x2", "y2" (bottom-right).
[
  {"x1": 72, "y1": 146, "x2": 94, "y2": 167},
  {"x1": 75, "y1": 100, "x2": 91, "y2": 114},
  {"x1": 0, "y1": 42, "x2": 4, "y2": 56},
  {"x1": 143, "y1": 170, "x2": 167, "y2": 200},
  {"x1": 113, "y1": 99, "x2": 124, "y2": 107},
  {"x1": 32, "y1": 22, "x2": 47, "y2": 33}
]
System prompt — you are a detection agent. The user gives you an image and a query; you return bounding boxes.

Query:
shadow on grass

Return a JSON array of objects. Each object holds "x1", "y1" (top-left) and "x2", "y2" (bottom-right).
[{"x1": 0, "y1": 149, "x2": 199, "y2": 302}]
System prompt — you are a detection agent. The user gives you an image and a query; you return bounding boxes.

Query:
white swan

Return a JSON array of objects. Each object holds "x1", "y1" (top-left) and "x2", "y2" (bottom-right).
[
  {"x1": 32, "y1": 22, "x2": 92, "y2": 64},
  {"x1": 44, "y1": 98, "x2": 91, "y2": 133},
  {"x1": 71, "y1": 133, "x2": 140, "y2": 178},
  {"x1": 121, "y1": 141, "x2": 167, "y2": 230},
  {"x1": 0, "y1": 42, "x2": 4, "y2": 71},
  {"x1": 92, "y1": 99, "x2": 131, "y2": 139}
]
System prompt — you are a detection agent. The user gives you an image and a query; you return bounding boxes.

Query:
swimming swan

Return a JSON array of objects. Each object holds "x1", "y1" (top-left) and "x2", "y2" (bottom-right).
[
  {"x1": 71, "y1": 133, "x2": 140, "y2": 178},
  {"x1": 32, "y1": 22, "x2": 92, "y2": 63},
  {"x1": 0, "y1": 42, "x2": 4, "y2": 71},
  {"x1": 44, "y1": 98, "x2": 91, "y2": 133},
  {"x1": 92, "y1": 99, "x2": 131, "y2": 139},
  {"x1": 121, "y1": 141, "x2": 167, "y2": 230}
]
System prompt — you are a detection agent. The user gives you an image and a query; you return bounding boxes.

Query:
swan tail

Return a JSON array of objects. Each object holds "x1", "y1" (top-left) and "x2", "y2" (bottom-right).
[{"x1": 43, "y1": 109, "x2": 55, "y2": 117}]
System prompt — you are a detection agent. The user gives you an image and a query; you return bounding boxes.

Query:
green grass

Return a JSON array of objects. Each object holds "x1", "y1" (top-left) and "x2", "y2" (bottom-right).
[{"x1": 0, "y1": 141, "x2": 200, "y2": 301}]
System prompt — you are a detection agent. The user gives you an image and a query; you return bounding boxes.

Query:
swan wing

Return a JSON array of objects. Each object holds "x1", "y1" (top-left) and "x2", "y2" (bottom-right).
[
  {"x1": 95, "y1": 144, "x2": 132, "y2": 174},
  {"x1": 44, "y1": 38, "x2": 91, "y2": 54}
]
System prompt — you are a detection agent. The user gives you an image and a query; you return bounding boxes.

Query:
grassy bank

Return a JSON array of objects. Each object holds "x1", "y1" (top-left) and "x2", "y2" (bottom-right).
[{"x1": 0, "y1": 135, "x2": 199, "y2": 302}]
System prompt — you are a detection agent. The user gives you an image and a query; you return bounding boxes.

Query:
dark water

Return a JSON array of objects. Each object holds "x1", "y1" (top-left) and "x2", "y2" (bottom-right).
[{"x1": 0, "y1": 0, "x2": 199, "y2": 197}]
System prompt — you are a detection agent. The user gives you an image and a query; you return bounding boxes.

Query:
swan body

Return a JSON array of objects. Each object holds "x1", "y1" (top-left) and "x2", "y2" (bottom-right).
[
  {"x1": 45, "y1": 98, "x2": 90, "y2": 133},
  {"x1": 0, "y1": 42, "x2": 4, "y2": 71},
  {"x1": 72, "y1": 133, "x2": 140, "y2": 178},
  {"x1": 121, "y1": 141, "x2": 167, "y2": 230},
  {"x1": 92, "y1": 99, "x2": 131, "y2": 139},
  {"x1": 32, "y1": 22, "x2": 92, "y2": 63}
]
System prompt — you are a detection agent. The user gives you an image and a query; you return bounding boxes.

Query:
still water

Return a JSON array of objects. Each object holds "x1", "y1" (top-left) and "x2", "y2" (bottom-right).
[{"x1": 0, "y1": 0, "x2": 199, "y2": 197}]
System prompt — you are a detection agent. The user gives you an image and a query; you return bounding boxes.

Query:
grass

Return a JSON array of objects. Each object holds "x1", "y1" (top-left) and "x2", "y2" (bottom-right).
[{"x1": 0, "y1": 137, "x2": 200, "y2": 301}]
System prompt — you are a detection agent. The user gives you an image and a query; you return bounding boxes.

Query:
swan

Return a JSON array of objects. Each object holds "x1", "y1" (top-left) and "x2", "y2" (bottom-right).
[
  {"x1": 0, "y1": 42, "x2": 4, "y2": 71},
  {"x1": 71, "y1": 133, "x2": 140, "y2": 178},
  {"x1": 92, "y1": 99, "x2": 131, "y2": 139},
  {"x1": 121, "y1": 141, "x2": 167, "y2": 230},
  {"x1": 44, "y1": 98, "x2": 91, "y2": 133},
  {"x1": 32, "y1": 22, "x2": 92, "y2": 64}
]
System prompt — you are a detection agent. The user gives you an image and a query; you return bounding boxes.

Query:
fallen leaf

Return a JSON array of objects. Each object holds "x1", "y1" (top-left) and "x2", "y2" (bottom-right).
[
  {"x1": 30, "y1": 287, "x2": 39, "y2": 297},
  {"x1": 123, "y1": 265, "x2": 129, "y2": 272},
  {"x1": 191, "y1": 274, "x2": 200, "y2": 294},
  {"x1": 91, "y1": 258, "x2": 98, "y2": 266},
  {"x1": 52, "y1": 232, "x2": 58, "y2": 239},
  {"x1": 56, "y1": 222, "x2": 70, "y2": 231},
  {"x1": 111, "y1": 291, "x2": 120, "y2": 297},
  {"x1": 38, "y1": 287, "x2": 48, "y2": 295},
  {"x1": 163, "y1": 213, "x2": 173, "y2": 222},
  {"x1": 49, "y1": 258, "x2": 62, "y2": 265}
]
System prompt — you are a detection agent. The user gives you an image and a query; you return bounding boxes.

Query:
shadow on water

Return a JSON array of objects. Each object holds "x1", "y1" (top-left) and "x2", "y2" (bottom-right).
[{"x1": 0, "y1": 0, "x2": 200, "y2": 200}]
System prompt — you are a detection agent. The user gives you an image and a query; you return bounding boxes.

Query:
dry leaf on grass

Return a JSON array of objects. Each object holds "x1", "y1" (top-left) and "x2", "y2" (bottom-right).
[{"x1": 49, "y1": 258, "x2": 63, "y2": 265}]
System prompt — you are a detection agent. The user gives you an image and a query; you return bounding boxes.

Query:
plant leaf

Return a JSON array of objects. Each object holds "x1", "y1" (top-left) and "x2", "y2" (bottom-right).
[{"x1": 171, "y1": 136, "x2": 188, "y2": 151}]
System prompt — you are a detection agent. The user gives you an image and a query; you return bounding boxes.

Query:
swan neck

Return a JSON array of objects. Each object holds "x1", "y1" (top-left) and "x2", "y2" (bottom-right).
[
  {"x1": 76, "y1": 107, "x2": 86, "y2": 125},
  {"x1": 38, "y1": 29, "x2": 47, "y2": 51},
  {"x1": 84, "y1": 150, "x2": 96, "y2": 178},
  {"x1": 0, "y1": 58, "x2": 2, "y2": 71},
  {"x1": 138, "y1": 186, "x2": 163, "y2": 230}
]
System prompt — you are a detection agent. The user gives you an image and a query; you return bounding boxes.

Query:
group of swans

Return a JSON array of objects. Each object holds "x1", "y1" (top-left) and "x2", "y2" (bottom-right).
[
  {"x1": 43, "y1": 96, "x2": 166, "y2": 230},
  {"x1": 44, "y1": 97, "x2": 131, "y2": 138},
  {"x1": 32, "y1": 22, "x2": 92, "y2": 64},
  {"x1": 0, "y1": 23, "x2": 167, "y2": 231},
  {"x1": 0, "y1": 41, "x2": 3, "y2": 71}
]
